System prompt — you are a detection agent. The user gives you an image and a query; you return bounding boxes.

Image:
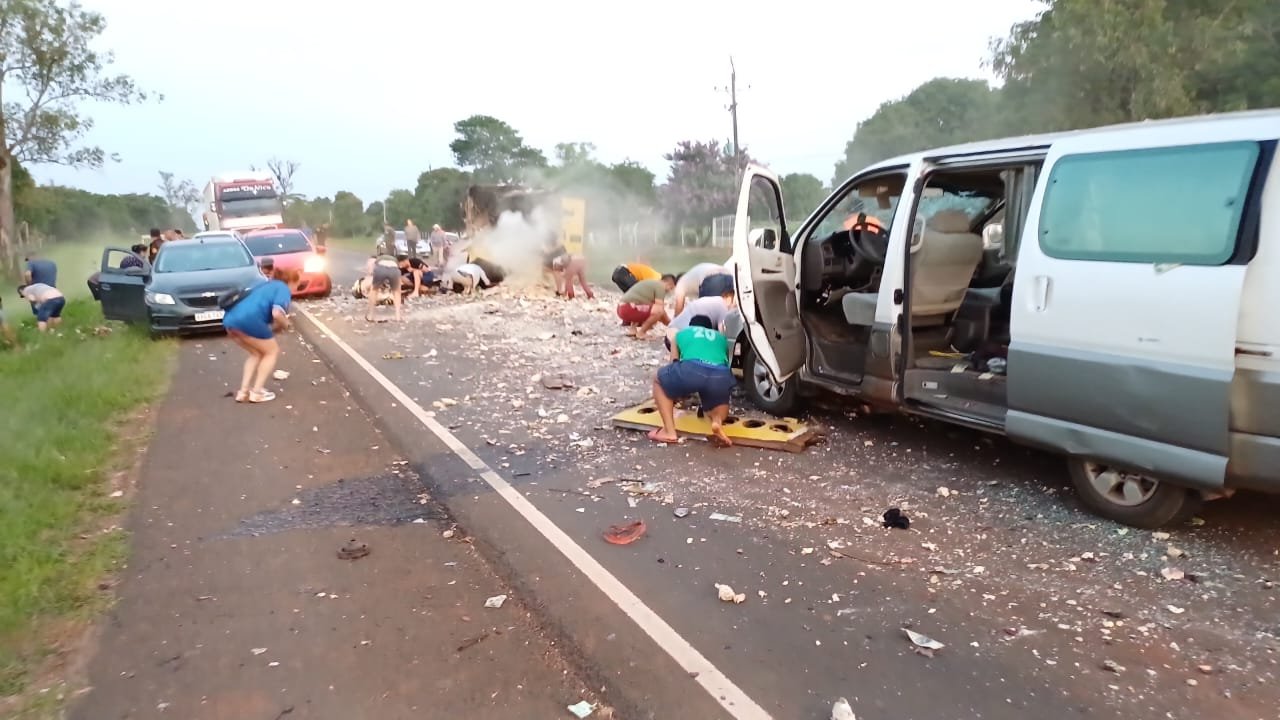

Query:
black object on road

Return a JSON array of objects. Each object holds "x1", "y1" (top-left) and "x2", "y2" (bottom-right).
[{"x1": 882, "y1": 507, "x2": 910, "y2": 530}]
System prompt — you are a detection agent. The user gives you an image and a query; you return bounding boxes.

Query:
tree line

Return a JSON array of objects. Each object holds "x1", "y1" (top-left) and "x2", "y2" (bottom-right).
[{"x1": 4, "y1": 0, "x2": 1278, "y2": 263}]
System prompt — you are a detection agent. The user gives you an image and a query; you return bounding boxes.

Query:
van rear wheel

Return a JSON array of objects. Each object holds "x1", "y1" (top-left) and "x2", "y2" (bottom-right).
[
  {"x1": 741, "y1": 343, "x2": 800, "y2": 416},
  {"x1": 1067, "y1": 459, "x2": 1201, "y2": 529}
]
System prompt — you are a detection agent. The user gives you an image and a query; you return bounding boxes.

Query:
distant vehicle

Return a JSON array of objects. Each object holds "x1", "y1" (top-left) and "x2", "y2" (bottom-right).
[
  {"x1": 202, "y1": 171, "x2": 286, "y2": 233},
  {"x1": 243, "y1": 228, "x2": 332, "y2": 298},
  {"x1": 375, "y1": 230, "x2": 429, "y2": 257},
  {"x1": 96, "y1": 235, "x2": 265, "y2": 337}
]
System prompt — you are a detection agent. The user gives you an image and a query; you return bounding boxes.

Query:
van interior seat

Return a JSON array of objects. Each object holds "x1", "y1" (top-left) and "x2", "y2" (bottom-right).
[
  {"x1": 909, "y1": 209, "x2": 984, "y2": 325},
  {"x1": 842, "y1": 210, "x2": 985, "y2": 328}
]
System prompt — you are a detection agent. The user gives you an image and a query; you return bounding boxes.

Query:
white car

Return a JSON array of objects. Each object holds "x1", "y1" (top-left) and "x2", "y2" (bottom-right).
[{"x1": 375, "y1": 231, "x2": 428, "y2": 257}]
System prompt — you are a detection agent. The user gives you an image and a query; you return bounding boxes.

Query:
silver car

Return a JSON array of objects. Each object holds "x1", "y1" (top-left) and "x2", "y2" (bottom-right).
[{"x1": 375, "y1": 231, "x2": 428, "y2": 257}]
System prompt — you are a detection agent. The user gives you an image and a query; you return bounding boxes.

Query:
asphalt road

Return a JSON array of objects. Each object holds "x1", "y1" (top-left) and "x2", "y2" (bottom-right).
[
  {"x1": 71, "y1": 331, "x2": 606, "y2": 720},
  {"x1": 310, "y1": 247, "x2": 1280, "y2": 720}
]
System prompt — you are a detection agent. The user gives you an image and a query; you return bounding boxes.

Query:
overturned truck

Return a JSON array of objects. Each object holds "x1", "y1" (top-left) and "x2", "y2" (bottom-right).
[{"x1": 459, "y1": 185, "x2": 586, "y2": 278}]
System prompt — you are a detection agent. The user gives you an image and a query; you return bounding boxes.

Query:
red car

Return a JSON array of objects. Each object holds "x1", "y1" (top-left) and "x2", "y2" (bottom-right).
[{"x1": 242, "y1": 228, "x2": 332, "y2": 298}]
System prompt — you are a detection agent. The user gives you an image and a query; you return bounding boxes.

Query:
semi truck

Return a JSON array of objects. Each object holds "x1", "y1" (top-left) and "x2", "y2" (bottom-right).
[
  {"x1": 460, "y1": 184, "x2": 586, "y2": 265},
  {"x1": 202, "y1": 171, "x2": 286, "y2": 233}
]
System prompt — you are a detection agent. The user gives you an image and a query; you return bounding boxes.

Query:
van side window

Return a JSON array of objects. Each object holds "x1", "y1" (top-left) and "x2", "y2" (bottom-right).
[{"x1": 1038, "y1": 141, "x2": 1260, "y2": 265}]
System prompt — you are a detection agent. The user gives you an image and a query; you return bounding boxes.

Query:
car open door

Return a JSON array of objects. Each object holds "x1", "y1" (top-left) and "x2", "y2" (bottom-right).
[
  {"x1": 730, "y1": 164, "x2": 807, "y2": 383},
  {"x1": 98, "y1": 248, "x2": 150, "y2": 323}
]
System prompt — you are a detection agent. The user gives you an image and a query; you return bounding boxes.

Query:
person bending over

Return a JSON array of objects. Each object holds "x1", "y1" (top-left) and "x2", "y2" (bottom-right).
[
  {"x1": 18, "y1": 283, "x2": 66, "y2": 332},
  {"x1": 551, "y1": 253, "x2": 594, "y2": 300},
  {"x1": 366, "y1": 253, "x2": 403, "y2": 321},
  {"x1": 222, "y1": 267, "x2": 302, "y2": 404},
  {"x1": 397, "y1": 254, "x2": 435, "y2": 297},
  {"x1": 616, "y1": 274, "x2": 675, "y2": 339},
  {"x1": 650, "y1": 314, "x2": 736, "y2": 447}
]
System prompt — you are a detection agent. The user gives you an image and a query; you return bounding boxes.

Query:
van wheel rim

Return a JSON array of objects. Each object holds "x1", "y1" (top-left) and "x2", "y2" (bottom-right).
[
  {"x1": 1085, "y1": 463, "x2": 1159, "y2": 506},
  {"x1": 752, "y1": 359, "x2": 783, "y2": 402}
]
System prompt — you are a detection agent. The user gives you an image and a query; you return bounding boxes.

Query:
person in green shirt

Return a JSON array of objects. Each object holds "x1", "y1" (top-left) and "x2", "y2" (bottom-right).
[
  {"x1": 650, "y1": 315, "x2": 736, "y2": 447},
  {"x1": 616, "y1": 274, "x2": 676, "y2": 339}
]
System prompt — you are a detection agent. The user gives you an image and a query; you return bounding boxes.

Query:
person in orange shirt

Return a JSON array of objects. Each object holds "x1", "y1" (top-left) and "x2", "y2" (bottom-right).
[{"x1": 611, "y1": 262, "x2": 660, "y2": 292}]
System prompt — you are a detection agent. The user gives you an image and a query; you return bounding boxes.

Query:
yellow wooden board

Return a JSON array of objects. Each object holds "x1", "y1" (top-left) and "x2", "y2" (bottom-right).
[{"x1": 611, "y1": 400, "x2": 822, "y2": 453}]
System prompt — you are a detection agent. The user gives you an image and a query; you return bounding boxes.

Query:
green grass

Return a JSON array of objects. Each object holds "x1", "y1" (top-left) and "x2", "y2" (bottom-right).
[{"x1": 0, "y1": 299, "x2": 175, "y2": 700}]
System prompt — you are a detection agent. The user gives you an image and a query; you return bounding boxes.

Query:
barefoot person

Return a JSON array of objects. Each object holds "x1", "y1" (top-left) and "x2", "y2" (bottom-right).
[
  {"x1": 650, "y1": 315, "x2": 736, "y2": 447},
  {"x1": 223, "y1": 267, "x2": 301, "y2": 404},
  {"x1": 551, "y1": 253, "x2": 595, "y2": 300},
  {"x1": 616, "y1": 274, "x2": 676, "y2": 339}
]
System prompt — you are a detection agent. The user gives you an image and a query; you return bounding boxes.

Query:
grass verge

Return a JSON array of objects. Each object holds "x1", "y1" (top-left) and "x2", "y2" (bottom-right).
[
  {"x1": 2, "y1": 238, "x2": 134, "y2": 302},
  {"x1": 0, "y1": 298, "x2": 175, "y2": 710}
]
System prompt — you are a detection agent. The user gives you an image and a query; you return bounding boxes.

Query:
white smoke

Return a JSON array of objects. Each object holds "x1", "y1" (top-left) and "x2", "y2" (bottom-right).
[{"x1": 456, "y1": 205, "x2": 558, "y2": 288}]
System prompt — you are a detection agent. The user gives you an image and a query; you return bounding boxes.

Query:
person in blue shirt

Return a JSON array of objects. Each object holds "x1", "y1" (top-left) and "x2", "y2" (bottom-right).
[{"x1": 223, "y1": 267, "x2": 300, "y2": 403}]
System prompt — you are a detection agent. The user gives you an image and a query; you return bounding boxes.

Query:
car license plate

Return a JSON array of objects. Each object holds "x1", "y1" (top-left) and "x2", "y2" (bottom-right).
[{"x1": 194, "y1": 310, "x2": 225, "y2": 323}]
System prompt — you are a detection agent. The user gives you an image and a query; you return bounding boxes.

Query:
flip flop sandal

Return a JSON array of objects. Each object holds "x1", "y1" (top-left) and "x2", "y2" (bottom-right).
[
  {"x1": 602, "y1": 520, "x2": 647, "y2": 545},
  {"x1": 249, "y1": 390, "x2": 276, "y2": 403}
]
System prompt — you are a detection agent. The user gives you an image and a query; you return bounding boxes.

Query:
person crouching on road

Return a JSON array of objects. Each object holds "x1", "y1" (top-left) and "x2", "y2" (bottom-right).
[
  {"x1": 650, "y1": 314, "x2": 736, "y2": 447},
  {"x1": 551, "y1": 253, "x2": 594, "y2": 300},
  {"x1": 397, "y1": 254, "x2": 435, "y2": 297},
  {"x1": 367, "y1": 253, "x2": 403, "y2": 322},
  {"x1": 616, "y1": 274, "x2": 675, "y2": 339},
  {"x1": 611, "y1": 262, "x2": 659, "y2": 292},
  {"x1": 223, "y1": 267, "x2": 302, "y2": 404},
  {"x1": 446, "y1": 262, "x2": 492, "y2": 296},
  {"x1": 17, "y1": 283, "x2": 66, "y2": 332}
]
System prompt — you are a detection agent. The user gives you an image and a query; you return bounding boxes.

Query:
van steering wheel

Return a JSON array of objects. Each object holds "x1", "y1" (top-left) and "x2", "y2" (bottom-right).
[{"x1": 846, "y1": 214, "x2": 891, "y2": 265}]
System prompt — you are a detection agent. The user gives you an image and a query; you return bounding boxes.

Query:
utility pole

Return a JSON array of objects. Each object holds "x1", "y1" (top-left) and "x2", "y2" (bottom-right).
[{"x1": 715, "y1": 57, "x2": 748, "y2": 168}]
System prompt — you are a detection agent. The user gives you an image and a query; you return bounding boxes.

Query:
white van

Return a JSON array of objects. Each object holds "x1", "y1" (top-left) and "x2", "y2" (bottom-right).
[{"x1": 727, "y1": 109, "x2": 1279, "y2": 528}]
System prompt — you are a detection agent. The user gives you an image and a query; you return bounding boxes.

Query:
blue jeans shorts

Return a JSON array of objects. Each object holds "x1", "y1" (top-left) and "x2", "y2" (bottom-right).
[
  {"x1": 36, "y1": 297, "x2": 65, "y2": 322},
  {"x1": 657, "y1": 360, "x2": 736, "y2": 409}
]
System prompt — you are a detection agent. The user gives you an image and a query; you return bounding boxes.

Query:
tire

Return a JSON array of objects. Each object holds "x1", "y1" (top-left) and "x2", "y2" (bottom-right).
[
  {"x1": 741, "y1": 341, "x2": 801, "y2": 416},
  {"x1": 1067, "y1": 458, "x2": 1201, "y2": 529}
]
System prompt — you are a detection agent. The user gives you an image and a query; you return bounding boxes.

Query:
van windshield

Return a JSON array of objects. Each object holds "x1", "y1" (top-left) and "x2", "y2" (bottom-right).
[{"x1": 812, "y1": 175, "x2": 907, "y2": 238}]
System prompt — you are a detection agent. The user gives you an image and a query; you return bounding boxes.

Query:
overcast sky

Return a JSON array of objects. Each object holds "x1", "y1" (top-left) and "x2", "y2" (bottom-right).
[{"x1": 31, "y1": 0, "x2": 1042, "y2": 203}]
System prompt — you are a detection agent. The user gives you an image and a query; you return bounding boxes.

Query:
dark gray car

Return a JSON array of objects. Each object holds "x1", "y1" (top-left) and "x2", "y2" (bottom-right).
[{"x1": 96, "y1": 236, "x2": 265, "y2": 337}]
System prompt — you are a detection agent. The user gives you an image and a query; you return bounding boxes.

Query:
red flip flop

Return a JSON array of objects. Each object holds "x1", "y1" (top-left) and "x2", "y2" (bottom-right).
[{"x1": 647, "y1": 428, "x2": 681, "y2": 444}]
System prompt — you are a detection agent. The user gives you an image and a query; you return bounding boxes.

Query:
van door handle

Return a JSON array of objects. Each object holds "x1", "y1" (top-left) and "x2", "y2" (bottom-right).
[{"x1": 1032, "y1": 275, "x2": 1051, "y2": 312}]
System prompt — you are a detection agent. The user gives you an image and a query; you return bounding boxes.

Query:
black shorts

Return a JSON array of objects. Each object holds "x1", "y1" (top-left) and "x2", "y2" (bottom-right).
[
  {"x1": 612, "y1": 266, "x2": 638, "y2": 292},
  {"x1": 372, "y1": 265, "x2": 399, "y2": 289}
]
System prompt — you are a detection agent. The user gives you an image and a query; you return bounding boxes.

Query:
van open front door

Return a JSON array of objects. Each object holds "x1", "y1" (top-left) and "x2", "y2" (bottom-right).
[{"x1": 730, "y1": 165, "x2": 806, "y2": 385}]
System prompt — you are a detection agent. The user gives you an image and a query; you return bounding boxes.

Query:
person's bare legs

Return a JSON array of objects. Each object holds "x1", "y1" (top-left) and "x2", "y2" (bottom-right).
[
  {"x1": 392, "y1": 286, "x2": 403, "y2": 321},
  {"x1": 243, "y1": 335, "x2": 280, "y2": 395},
  {"x1": 231, "y1": 333, "x2": 260, "y2": 401},
  {"x1": 707, "y1": 404, "x2": 733, "y2": 447},
  {"x1": 649, "y1": 378, "x2": 680, "y2": 442},
  {"x1": 366, "y1": 283, "x2": 377, "y2": 321},
  {"x1": 634, "y1": 306, "x2": 669, "y2": 339}
]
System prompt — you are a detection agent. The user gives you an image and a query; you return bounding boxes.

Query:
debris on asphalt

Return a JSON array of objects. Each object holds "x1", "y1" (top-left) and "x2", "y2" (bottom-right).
[
  {"x1": 484, "y1": 594, "x2": 508, "y2": 609},
  {"x1": 1102, "y1": 659, "x2": 1125, "y2": 674},
  {"x1": 337, "y1": 539, "x2": 370, "y2": 560},
  {"x1": 586, "y1": 476, "x2": 621, "y2": 488},
  {"x1": 251, "y1": 647, "x2": 268, "y2": 656},
  {"x1": 456, "y1": 630, "x2": 490, "y2": 652},
  {"x1": 442, "y1": 528, "x2": 456, "y2": 539},
  {"x1": 831, "y1": 697, "x2": 856, "y2": 720},
  {"x1": 1161, "y1": 567, "x2": 1186, "y2": 581},
  {"x1": 715, "y1": 583, "x2": 746, "y2": 604},
  {"x1": 602, "y1": 520, "x2": 647, "y2": 545},
  {"x1": 272, "y1": 369, "x2": 290, "y2": 380},
  {"x1": 708, "y1": 512, "x2": 742, "y2": 523},
  {"x1": 903, "y1": 628, "x2": 945, "y2": 656},
  {"x1": 673, "y1": 507, "x2": 691, "y2": 518},
  {"x1": 882, "y1": 507, "x2": 910, "y2": 529},
  {"x1": 567, "y1": 700, "x2": 596, "y2": 718}
]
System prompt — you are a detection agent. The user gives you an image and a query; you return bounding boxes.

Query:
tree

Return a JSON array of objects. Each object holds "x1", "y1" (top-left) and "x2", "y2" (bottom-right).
[
  {"x1": 364, "y1": 201, "x2": 385, "y2": 234},
  {"x1": 267, "y1": 157, "x2": 303, "y2": 204},
  {"x1": 554, "y1": 142, "x2": 597, "y2": 167},
  {"x1": 659, "y1": 140, "x2": 749, "y2": 227},
  {"x1": 157, "y1": 171, "x2": 200, "y2": 231},
  {"x1": 1, "y1": 0, "x2": 152, "y2": 263},
  {"x1": 832, "y1": 78, "x2": 1000, "y2": 186},
  {"x1": 780, "y1": 173, "x2": 827, "y2": 220},
  {"x1": 413, "y1": 167, "x2": 470, "y2": 230},
  {"x1": 330, "y1": 190, "x2": 365, "y2": 238},
  {"x1": 607, "y1": 160, "x2": 657, "y2": 209},
  {"x1": 449, "y1": 115, "x2": 547, "y2": 184},
  {"x1": 383, "y1": 189, "x2": 416, "y2": 227}
]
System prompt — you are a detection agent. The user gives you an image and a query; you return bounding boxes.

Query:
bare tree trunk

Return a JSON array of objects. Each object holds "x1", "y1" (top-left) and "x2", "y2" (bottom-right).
[{"x1": 0, "y1": 156, "x2": 14, "y2": 273}]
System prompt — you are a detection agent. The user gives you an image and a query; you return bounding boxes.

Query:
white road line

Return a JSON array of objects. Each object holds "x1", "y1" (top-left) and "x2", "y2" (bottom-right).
[{"x1": 300, "y1": 308, "x2": 772, "y2": 720}]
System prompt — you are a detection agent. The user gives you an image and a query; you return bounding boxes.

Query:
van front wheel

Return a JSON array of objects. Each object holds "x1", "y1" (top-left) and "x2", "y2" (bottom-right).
[
  {"x1": 741, "y1": 343, "x2": 800, "y2": 416},
  {"x1": 1067, "y1": 459, "x2": 1201, "y2": 529}
]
